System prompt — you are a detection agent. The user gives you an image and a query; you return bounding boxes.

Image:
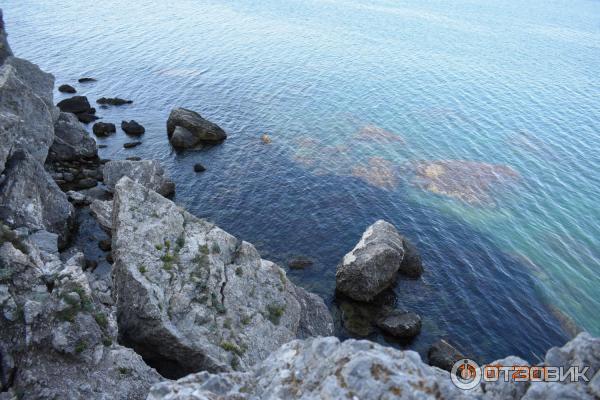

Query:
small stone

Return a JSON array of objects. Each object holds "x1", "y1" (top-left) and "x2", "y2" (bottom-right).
[
  {"x1": 376, "y1": 310, "x2": 421, "y2": 339},
  {"x1": 92, "y1": 122, "x2": 116, "y2": 137},
  {"x1": 288, "y1": 257, "x2": 313, "y2": 269},
  {"x1": 78, "y1": 77, "x2": 96, "y2": 83},
  {"x1": 77, "y1": 113, "x2": 99, "y2": 124},
  {"x1": 123, "y1": 141, "x2": 142, "y2": 149},
  {"x1": 193, "y1": 163, "x2": 206, "y2": 172},
  {"x1": 97, "y1": 97, "x2": 133, "y2": 106},
  {"x1": 261, "y1": 134, "x2": 272, "y2": 144},
  {"x1": 58, "y1": 84, "x2": 76, "y2": 94},
  {"x1": 98, "y1": 239, "x2": 111, "y2": 252},
  {"x1": 121, "y1": 120, "x2": 145, "y2": 135}
]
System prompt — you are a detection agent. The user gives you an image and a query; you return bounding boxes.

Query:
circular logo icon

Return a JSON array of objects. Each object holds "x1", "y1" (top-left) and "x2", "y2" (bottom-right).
[{"x1": 451, "y1": 358, "x2": 482, "y2": 390}]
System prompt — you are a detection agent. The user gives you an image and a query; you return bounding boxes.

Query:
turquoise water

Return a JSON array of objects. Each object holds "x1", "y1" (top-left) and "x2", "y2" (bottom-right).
[{"x1": 4, "y1": 0, "x2": 600, "y2": 363}]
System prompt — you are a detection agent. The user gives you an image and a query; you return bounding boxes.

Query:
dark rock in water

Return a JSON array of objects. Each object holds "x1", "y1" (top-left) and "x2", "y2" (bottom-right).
[
  {"x1": 0, "y1": 9, "x2": 13, "y2": 64},
  {"x1": 97, "y1": 97, "x2": 133, "y2": 106},
  {"x1": 167, "y1": 107, "x2": 227, "y2": 148},
  {"x1": 336, "y1": 220, "x2": 422, "y2": 302},
  {"x1": 376, "y1": 310, "x2": 422, "y2": 339},
  {"x1": 84, "y1": 258, "x2": 98, "y2": 270},
  {"x1": 48, "y1": 112, "x2": 97, "y2": 161},
  {"x1": 57, "y1": 95, "x2": 92, "y2": 114},
  {"x1": 399, "y1": 238, "x2": 424, "y2": 278},
  {"x1": 428, "y1": 339, "x2": 465, "y2": 372},
  {"x1": 193, "y1": 162, "x2": 206, "y2": 172},
  {"x1": 0, "y1": 150, "x2": 74, "y2": 249},
  {"x1": 98, "y1": 238, "x2": 111, "y2": 251},
  {"x1": 92, "y1": 122, "x2": 116, "y2": 137},
  {"x1": 126, "y1": 156, "x2": 142, "y2": 161},
  {"x1": 121, "y1": 120, "x2": 145, "y2": 135},
  {"x1": 98, "y1": 144, "x2": 108, "y2": 149},
  {"x1": 123, "y1": 141, "x2": 142, "y2": 149},
  {"x1": 288, "y1": 256, "x2": 313, "y2": 269},
  {"x1": 78, "y1": 77, "x2": 96, "y2": 83},
  {"x1": 77, "y1": 113, "x2": 99, "y2": 124},
  {"x1": 58, "y1": 84, "x2": 76, "y2": 93}
]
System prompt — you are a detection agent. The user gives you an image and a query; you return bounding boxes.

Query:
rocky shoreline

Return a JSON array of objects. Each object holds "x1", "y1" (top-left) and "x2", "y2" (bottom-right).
[{"x1": 0, "y1": 10, "x2": 599, "y2": 399}]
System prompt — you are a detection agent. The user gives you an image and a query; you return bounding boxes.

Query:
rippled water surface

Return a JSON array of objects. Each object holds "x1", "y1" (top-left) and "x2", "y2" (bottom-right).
[{"x1": 4, "y1": 0, "x2": 600, "y2": 363}]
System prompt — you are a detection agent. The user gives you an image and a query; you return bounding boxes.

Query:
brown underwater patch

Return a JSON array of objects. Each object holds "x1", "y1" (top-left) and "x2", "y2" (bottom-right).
[
  {"x1": 354, "y1": 125, "x2": 405, "y2": 144},
  {"x1": 352, "y1": 157, "x2": 399, "y2": 190}
]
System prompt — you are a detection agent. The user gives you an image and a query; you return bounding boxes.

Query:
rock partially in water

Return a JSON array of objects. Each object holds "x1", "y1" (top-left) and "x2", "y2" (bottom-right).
[
  {"x1": 103, "y1": 159, "x2": 175, "y2": 197},
  {"x1": 0, "y1": 9, "x2": 12, "y2": 64},
  {"x1": 97, "y1": 97, "x2": 133, "y2": 106},
  {"x1": 0, "y1": 150, "x2": 74, "y2": 249},
  {"x1": 354, "y1": 124, "x2": 405, "y2": 143},
  {"x1": 112, "y1": 177, "x2": 333, "y2": 376},
  {"x1": 76, "y1": 112, "x2": 99, "y2": 124},
  {"x1": 410, "y1": 160, "x2": 521, "y2": 205},
  {"x1": 287, "y1": 256, "x2": 313, "y2": 270},
  {"x1": 427, "y1": 339, "x2": 465, "y2": 372},
  {"x1": 78, "y1": 77, "x2": 96, "y2": 83},
  {"x1": 351, "y1": 156, "x2": 399, "y2": 190},
  {"x1": 58, "y1": 83, "x2": 76, "y2": 93},
  {"x1": 121, "y1": 120, "x2": 145, "y2": 135},
  {"x1": 170, "y1": 126, "x2": 197, "y2": 148},
  {"x1": 49, "y1": 112, "x2": 97, "y2": 161},
  {"x1": 167, "y1": 108, "x2": 227, "y2": 148},
  {"x1": 376, "y1": 310, "x2": 422, "y2": 339},
  {"x1": 336, "y1": 220, "x2": 422, "y2": 302},
  {"x1": 261, "y1": 133, "x2": 272, "y2": 144},
  {"x1": 57, "y1": 95, "x2": 93, "y2": 115},
  {"x1": 193, "y1": 162, "x2": 206, "y2": 172},
  {"x1": 0, "y1": 227, "x2": 161, "y2": 398},
  {"x1": 123, "y1": 141, "x2": 142, "y2": 149},
  {"x1": 93, "y1": 122, "x2": 117, "y2": 137},
  {"x1": 0, "y1": 63, "x2": 54, "y2": 164},
  {"x1": 147, "y1": 336, "x2": 472, "y2": 400}
]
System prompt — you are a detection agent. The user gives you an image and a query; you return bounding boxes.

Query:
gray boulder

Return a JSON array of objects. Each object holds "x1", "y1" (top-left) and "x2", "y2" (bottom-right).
[
  {"x1": 0, "y1": 111, "x2": 22, "y2": 174},
  {"x1": 103, "y1": 159, "x2": 175, "y2": 197},
  {"x1": 47, "y1": 112, "x2": 98, "y2": 162},
  {"x1": 111, "y1": 178, "x2": 333, "y2": 376},
  {"x1": 0, "y1": 9, "x2": 12, "y2": 64},
  {"x1": 0, "y1": 150, "x2": 74, "y2": 249},
  {"x1": 336, "y1": 220, "x2": 423, "y2": 302},
  {"x1": 376, "y1": 309, "x2": 422, "y2": 339},
  {"x1": 167, "y1": 108, "x2": 227, "y2": 148},
  {"x1": 521, "y1": 382, "x2": 594, "y2": 400},
  {"x1": 481, "y1": 356, "x2": 530, "y2": 400},
  {"x1": 544, "y1": 332, "x2": 600, "y2": 382},
  {"x1": 147, "y1": 336, "x2": 477, "y2": 400},
  {"x1": 90, "y1": 199, "x2": 113, "y2": 233},
  {"x1": 0, "y1": 226, "x2": 161, "y2": 399},
  {"x1": 0, "y1": 64, "x2": 54, "y2": 164}
]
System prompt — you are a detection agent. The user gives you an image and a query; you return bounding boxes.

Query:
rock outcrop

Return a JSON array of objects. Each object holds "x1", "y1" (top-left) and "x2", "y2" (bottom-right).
[
  {"x1": 0, "y1": 150, "x2": 74, "y2": 249},
  {"x1": 103, "y1": 160, "x2": 175, "y2": 197},
  {"x1": 111, "y1": 178, "x2": 333, "y2": 377},
  {"x1": 428, "y1": 339, "x2": 466, "y2": 372},
  {"x1": 336, "y1": 220, "x2": 423, "y2": 302},
  {"x1": 167, "y1": 108, "x2": 227, "y2": 148},
  {"x1": 0, "y1": 224, "x2": 161, "y2": 399},
  {"x1": 48, "y1": 112, "x2": 97, "y2": 162},
  {"x1": 0, "y1": 9, "x2": 12, "y2": 64}
]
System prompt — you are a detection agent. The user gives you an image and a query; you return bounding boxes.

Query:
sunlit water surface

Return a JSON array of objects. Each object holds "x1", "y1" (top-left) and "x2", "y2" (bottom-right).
[{"x1": 4, "y1": 0, "x2": 600, "y2": 363}]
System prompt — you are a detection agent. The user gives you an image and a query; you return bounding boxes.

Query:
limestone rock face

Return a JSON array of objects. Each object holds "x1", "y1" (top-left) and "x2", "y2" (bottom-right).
[
  {"x1": 336, "y1": 220, "x2": 423, "y2": 302},
  {"x1": 0, "y1": 111, "x2": 22, "y2": 174},
  {"x1": 48, "y1": 112, "x2": 98, "y2": 162},
  {"x1": 0, "y1": 225, "x2": 161, "y2": 399},
  {"x1": 0, "y1": 9, "x2": 13, "y2": 64},
  {"x1": 111, "y1": 178, "x2": 333, "y2": 377},
  {"x1": 167, "y1": 108, "x2": 227, "y2": 148},
  {"x1": 0, "y1": 150, "x2": 74, "y2": 249},
  {"x1": 0, "y1": 64, "x2": 54, "y2": 164},
  {"x1": 147, "y1": 336, "x2": 477, "y2": 400},
  {"x1": 544, "y1": 332, "x2": 600, "y2": 382},
  {"x1": 103, "y1": 160, "x2": 175, "y2": 197}
]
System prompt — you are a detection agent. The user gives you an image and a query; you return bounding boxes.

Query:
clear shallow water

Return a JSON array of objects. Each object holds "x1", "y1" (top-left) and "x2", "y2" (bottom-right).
[{"x1": 4, "y1": 0, "x2": 600, "y2": 363}]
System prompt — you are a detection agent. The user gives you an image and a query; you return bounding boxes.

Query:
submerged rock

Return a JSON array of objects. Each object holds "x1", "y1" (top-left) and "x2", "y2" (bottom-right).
[
  {"x1": 147, "y1": 337, "x2": 470, "y2": 399},
  {"x1": 167, "y1": 108, "x2": 227, "y2": 148},
  {"x1": 427, "y1": 339, "x2": 465, "y2": 372},
  {"x1": 93, "y1": 121, "x2": 116, "y2": 137},
  {"x1": 0, "y1": 150, "x2": 74, "y2": 249},
  {"x1": 411, "y1": 160, "x2": 521, "y2": 205},
  {"x1": 354, "y1": 124, "x2": 405, "y2": 143},
  {"x1": 376, "y1": 310, "x2": 422, "y2": 339},
  {"x1": 111, "y1": 177, "x2": 333, "y2": 376},
  {"x1": 123, "y1": 141, "x2": 142, "y2": 149},
  {"x1": 351, "y1": 156, "x2": 399, "y2": 190},
  {"x1": 121, "y1": 120, "x2": 145, "y2": 135},
  {"x1": 103, "y1": 160, "x2": 175, "y2": 197},
  {"x1": 78, "y1": 77, "x2": 96, "y2": 83},
  {"x1": 193, "y1": 162, "x2": 206, "y2": 172},
  {"x1": 336, "y1": 220, "x2": 423, "y2": 302},
  {"x1": 76, "y1": 112, "x2": 99, "y2": 124},
  {"x1": 48, "y1": 112, "x2": 97, "y2": 161},
  {"x1": 58, "y1": 83, "x2": 76, "y2": 93},
  {"x1": 97, "y1": 97, "x2": 133, "y2": 106},
  {"x1": 288, "y1": 256, "x2": 313, "y2": 270},
  {"x1": 57, "y1": 95, "x2": 93, "y2": 115},
  {"x1": 261, "y1": 133, "x2": 272, "y2": 144}
]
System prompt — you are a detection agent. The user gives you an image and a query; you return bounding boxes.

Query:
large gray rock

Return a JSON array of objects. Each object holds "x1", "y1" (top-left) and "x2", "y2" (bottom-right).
[
  {"x1": 90, "y1": 199, "x2": 113, "y2": 233},
  {"x1": 147, "y1": 336, "x2": 478, "y2": 400},
  {"x1": 0, "y1": 9, "x2": 12, "y2": 64},
  {"x1": 47, "y1": 112, "x2": 98, "y2": 162},
  {"x1": 112, "y1": 178, "x2": 333, "y2": 377},
  {"x1": 336, "y1": 220, "x2": 423, "y2": 302},
  {"x1": 0, "y1": 111, "x2": 22, "y2": 174},
  {"x1": 103, "y1": 160, "x2": 175, "y2": 197},
  {"x1": 167, "y1": 108, "x2": 227, "y2": 148},
  {"x1": 0, "y1": 64, "x2": 54, "y2": 164},
  {"x1": 544, "y1": 332, "x2": 600, "y2": 382},
  {"x1": 0, "y1": 226, "x2": 161, "y2": 399},
  {"x1": 481, "y1": 356, "x2": 530, "y2": 400},
  {"x1": 0, "y1": 150, "x2": 74, "y2": 249}
]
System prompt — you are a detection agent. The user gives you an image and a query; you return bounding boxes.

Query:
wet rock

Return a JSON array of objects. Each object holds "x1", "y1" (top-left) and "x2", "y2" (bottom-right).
[
  {"x1": 57, "y1": 95, "x2": 92, "y2": 115},
  {"x1": 0, "y1": 9, "x2": 12, "y2": 64},
  {"x1": 123, "y1": 141, "x2": 142, "y2": 149},
  {"x1": 98, "y1": 239, "x2": 111, "y2": 252},
  {"x1": 93, "y1": 122, "x2": 116, "y2": 137},
  {"x1": 169, "y1": 126, "x2": 197, "y2": 148},
  {"x1": 58, "y1": 83, "x2": 76, "y2": 93},
  {"x1": 121, "y1": 120, "x2": 145, "y2": 135},
  {"x1": 78, "y1": 77, "x2": 96, "y2": 83},
  {"x1": 112, "y1": 177, "x2": 333, "y2": 376},
  {"x1": 288, "y1": 256, "x2": 313, "y2": 269},
  {"x1": 193, "y1": 163, "x2": 206, "y2": 172},
  {"x1": 427, "y1": 339, "x2": 465, "y2": 372},
  {"x1": 103, "y1": 159, "x2": 175, "y2": 197},
  {"x1": 0, "y1": 150, "x2": 74, "y2": 249},
  {"x1": 97, "y1": 97, "x2": 133, "y2": 106},
  {"x1": 167, "y1": 108, "x2": 227, "y2": 148},
  {"x1": 376, "y1": 310, "x2": 422, "y2": 339},
  {"x1": 336, "y1": 220, "x2": 422, "y2": 302},
  {"x1": 0, "y1": 229, "x2": 161, "y2": 398},
  {"x1": 261, "y1": 134, "x2": 272, "y2": 144},
  {"x1": 0, "y1": 64, "x2": 54, "y2": 164},
  {"x1": 127, "y1": 156, "x2": 142, "y2": 161},
  {"x1": 76, "y1": 112, "x2": 99, "y2": 124},
  {"x1": 147, "y1": 337, "x2": 472, "y2": 400},
  {"x1": 48, "y1": 112, "x2": 97, "y2": 161}
]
